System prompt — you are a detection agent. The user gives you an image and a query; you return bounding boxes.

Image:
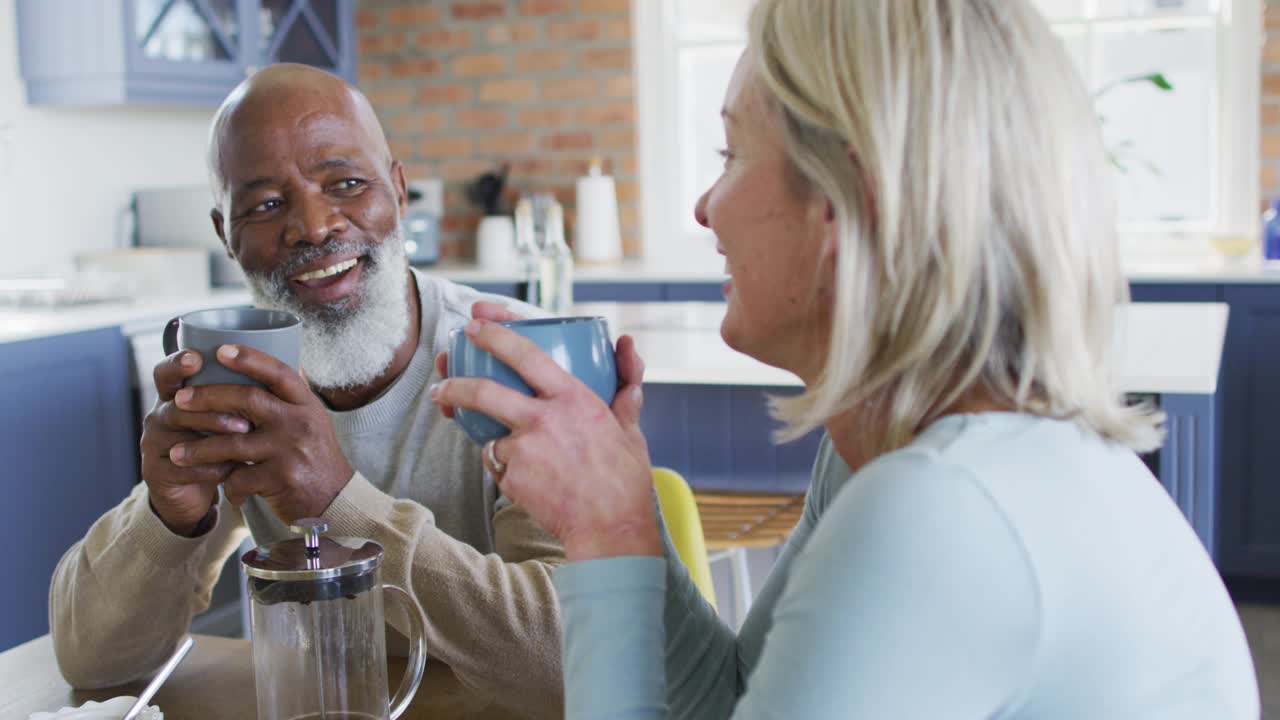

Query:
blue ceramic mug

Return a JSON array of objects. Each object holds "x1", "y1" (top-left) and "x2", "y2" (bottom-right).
[{"x1": 447, "y1": 316, "x2": 618, "y2": 445}]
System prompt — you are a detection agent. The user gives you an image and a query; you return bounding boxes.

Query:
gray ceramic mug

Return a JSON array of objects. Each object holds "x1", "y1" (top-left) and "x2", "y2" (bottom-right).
[{"x1": 162, "y1": 306, "x2": 303, "y2": 388}]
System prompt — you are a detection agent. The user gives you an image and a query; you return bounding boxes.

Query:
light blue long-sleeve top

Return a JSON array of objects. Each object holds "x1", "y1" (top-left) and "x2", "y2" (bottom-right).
[{"x1": 554, "y1": 412, "x2": 1259, "y2": 719}]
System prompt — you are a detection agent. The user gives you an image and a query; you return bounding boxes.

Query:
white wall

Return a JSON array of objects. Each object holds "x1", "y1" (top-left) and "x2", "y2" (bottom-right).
[{"x1": 0, "y1": 0, "x2": 214, "y2": 276}]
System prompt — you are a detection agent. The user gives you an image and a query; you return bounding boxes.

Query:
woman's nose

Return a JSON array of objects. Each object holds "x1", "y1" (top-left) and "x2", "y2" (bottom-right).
[{"x1": 693, "y1": 188, "x2": 711, "y2": 229}]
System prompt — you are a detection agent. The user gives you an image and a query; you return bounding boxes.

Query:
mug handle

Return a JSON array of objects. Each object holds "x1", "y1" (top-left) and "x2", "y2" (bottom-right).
[
  {"x1": 162, "y1": 317, "x2": 181, "y2": 357},
  {"x1": 384, "y1": 584, "x2": 428, "y2": 720}
]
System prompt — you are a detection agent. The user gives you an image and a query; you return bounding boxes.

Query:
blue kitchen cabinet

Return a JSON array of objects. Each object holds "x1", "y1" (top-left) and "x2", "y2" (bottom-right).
[
  {"x1": 640, "y1": 384, "x2": 823, "y2": 494},
  {"x1": 466, "y1": 282, "x2": 522, "y2": 299},
  {"x1": 665, "y1": 283, "x2": 726, "y2": 302},
  {"x1": 0, "y1": 328, "x2": 138, "y2": 652},
  {"x1": 16, "y1": 0, "x2": 356, "y2": 106},
  {"x1": 1129, "y1": 282, "x2": 1226, "y2": 562},
  {"x1": 1129, "y1": 284, "x2": 1220, "y2": 303},
  {"x1": 1129, "y1": 280, "x2": 1280, "y2": 578},
  {"x1": 1158, "y1": 393, "x2": 1223, "y2": 561},
  {"x1": 457, "y1": 280, "x2": 725, "y2": 304},
  {"x1": 1217, "y1": 285, "x2": 1280, "y2": 577},
  {"x1": 576, "y1": 283, "x2": 665, "y2": 302}
]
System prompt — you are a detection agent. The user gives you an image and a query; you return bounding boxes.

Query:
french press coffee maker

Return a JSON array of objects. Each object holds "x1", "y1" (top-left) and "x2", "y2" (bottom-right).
[{"x1": 241, "y1": 518, "x2": 428, "y2": 720}]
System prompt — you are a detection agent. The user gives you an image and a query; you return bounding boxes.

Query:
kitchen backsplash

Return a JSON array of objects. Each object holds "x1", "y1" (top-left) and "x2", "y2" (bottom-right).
[{"x1": 356, "y1": 0, "x2": 639, "y2": 261}]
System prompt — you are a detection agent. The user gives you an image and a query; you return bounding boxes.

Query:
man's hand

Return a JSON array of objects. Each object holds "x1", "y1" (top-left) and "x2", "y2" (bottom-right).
[
  {"x1": 165, "y1": 344, "x2": 355, "y2": 523},
  {"x1": 141, "y1": 351, "x2": 250, "y2": 536}
]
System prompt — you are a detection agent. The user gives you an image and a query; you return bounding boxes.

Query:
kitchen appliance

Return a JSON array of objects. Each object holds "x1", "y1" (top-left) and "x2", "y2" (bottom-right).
[
  {"x1": 77, "y1": 247, "x2": 210, "y2": 296},
  {"x1": 405, "y1": 179, "x2": 442, "y2": 265},
  {"x1": 133, "y1": 185, "x2": 243, "y2": 287},
  {"x1": 241, "y1": 518, "x2": 427, "y2": 720}
]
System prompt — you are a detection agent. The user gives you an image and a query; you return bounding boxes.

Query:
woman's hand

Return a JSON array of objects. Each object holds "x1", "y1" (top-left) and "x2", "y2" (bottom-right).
[
  {"x1": 434, "y1": 301, "x2": 525, "y2": 419},
  {"x1": 430, "y1": 318, "x2": 661, "y2": 562}
]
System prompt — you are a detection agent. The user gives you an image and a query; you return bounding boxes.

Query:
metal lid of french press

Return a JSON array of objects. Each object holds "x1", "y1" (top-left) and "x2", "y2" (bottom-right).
[{"x1": 241, "y1": 517, "x2": 382, "y2": 582}]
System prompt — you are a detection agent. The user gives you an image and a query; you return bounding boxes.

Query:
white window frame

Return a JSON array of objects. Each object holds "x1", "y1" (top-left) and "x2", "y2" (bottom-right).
[
  {"x1": 633, "y1": 0, "x2": 736, "y2": 268},
  {"x1": 1055, "y1": 0, "x2": 1262, "y2": 256},
  {"x1": 633, "y1": 0, "x2": 1262, "y2": 263}
]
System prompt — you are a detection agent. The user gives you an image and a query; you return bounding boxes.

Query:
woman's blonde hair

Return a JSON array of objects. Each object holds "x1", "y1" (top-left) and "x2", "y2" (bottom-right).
[{"x1": 752, "y1": 0, "x2": 1164, "y2": 452}]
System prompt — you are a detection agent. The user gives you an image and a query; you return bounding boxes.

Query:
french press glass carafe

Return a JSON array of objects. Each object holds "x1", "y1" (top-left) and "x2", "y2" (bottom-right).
[{"x1": 241, "y1": 518, "x2": 427, "y2": 720}]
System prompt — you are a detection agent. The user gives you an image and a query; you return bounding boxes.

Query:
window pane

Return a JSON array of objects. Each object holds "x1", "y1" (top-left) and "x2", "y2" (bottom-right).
[
  {"x1": 678, "y1": 45, "x2": 743, "y2": 236},
  {"x1": 136, "y1": 0, "x2": 236, "y2": 62},
  {"x1": 260, "y1": 0, "x2": 337, "y2": 67},
  {"x1": 1093, "y1": 25, "x2": 1215, "y2": 224},
  {"x1": 677, "y1": 0, "x2": 752, "y2": 43},
  {"x1": 1031, "y1": 0, "x2": 1088, "y2": 21},
  {"x1": 310, "y1": 0, "x2": 339, "y2": 40},
  {"x1": 1094, "y1": 0, "x2": 1216, "y2": 20},
  {"x1": 1054, "y1": 25, "x2": 1091, "y2": 78}
]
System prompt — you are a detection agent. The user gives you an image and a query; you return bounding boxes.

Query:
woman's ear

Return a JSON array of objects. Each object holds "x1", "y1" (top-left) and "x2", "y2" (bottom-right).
[
  {"x1": 813, "y1": 201, "x2": 840, "y2": 305},
  {"x1": 821, "y1": 197, "x2": 840, "y2": 260}
]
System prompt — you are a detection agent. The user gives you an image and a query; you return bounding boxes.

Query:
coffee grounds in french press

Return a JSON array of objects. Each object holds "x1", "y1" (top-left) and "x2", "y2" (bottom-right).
[{"x1": 248, "y1": 572, "x2": 376, "y2": 606}]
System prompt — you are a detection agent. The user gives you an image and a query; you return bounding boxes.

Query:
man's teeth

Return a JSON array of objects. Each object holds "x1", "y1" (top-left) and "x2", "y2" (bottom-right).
[{"x1": 291, "y1": 258, "x2": 358, "y2": 282}]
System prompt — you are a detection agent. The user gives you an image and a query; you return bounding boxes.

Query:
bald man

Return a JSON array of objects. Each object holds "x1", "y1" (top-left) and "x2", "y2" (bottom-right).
[{"x1": 48, "y1": 65, "x2": 564, "y2": 719}]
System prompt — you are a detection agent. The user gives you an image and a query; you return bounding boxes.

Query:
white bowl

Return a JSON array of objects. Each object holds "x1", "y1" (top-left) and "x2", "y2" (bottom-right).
[{"x1": 28, "y1": 696, "x2": 162, "y2": 719}]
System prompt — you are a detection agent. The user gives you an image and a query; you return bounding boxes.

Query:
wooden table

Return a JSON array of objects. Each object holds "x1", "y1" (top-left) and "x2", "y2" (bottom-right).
[
  {"x1": 0, "y1": 634, "x2": 256, "y2": 718},
  {"x1": 0, "y1": 634, "x2": 458, "y2": 719}
]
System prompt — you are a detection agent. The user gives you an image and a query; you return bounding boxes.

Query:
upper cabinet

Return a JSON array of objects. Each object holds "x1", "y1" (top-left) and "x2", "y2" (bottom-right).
[{"x1": 16, "y1": 0, "x2": 356, "y2": 107}]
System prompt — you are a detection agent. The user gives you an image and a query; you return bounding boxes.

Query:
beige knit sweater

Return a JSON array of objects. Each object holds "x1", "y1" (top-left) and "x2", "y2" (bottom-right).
[{"x1": 48, "y1": 271, "x2": 565, "y2": 719}]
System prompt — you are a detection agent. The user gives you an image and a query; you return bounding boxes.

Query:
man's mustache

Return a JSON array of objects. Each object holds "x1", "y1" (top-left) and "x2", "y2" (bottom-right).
[{"x1": 265, "y1": 239, "x2": 376, "y2": 283}]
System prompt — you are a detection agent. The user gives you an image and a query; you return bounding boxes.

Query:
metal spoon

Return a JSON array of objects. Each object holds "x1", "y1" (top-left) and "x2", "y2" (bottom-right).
[{"x1": 122, "y1": 636, "x2": 194, "y2": 720}]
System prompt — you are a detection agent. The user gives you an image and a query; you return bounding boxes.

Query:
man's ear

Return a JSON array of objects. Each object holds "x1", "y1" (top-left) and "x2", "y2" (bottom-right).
[
  {"x1": 391, "y1": 160, "x2": 409, "y2": 219},
  {"x1": 210, "y1": 208, "x2": 234, "y2": 259}
]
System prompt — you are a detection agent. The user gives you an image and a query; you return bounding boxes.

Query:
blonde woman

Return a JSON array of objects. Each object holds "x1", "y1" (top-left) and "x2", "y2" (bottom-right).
[{"x1": 431, "y1": 0, "x2": 1259, "y2": 716}]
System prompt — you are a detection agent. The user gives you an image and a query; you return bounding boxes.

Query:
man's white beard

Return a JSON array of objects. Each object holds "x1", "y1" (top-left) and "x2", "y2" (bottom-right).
[{"x1": 242, "y1": 226, "x2": 412, "y2": 391}]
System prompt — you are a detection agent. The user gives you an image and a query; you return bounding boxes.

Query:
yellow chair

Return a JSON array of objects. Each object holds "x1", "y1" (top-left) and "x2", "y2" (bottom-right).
[
  {"x1": 653, "y1": 467, "x2": 717, "y2": 608},
  {"x1": 694, "y1": 491, "x2": 805, "y2": 625}
]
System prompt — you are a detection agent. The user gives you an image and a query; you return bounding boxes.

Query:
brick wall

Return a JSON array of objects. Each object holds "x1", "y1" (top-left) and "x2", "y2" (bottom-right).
[
  {"x1": 1265, "y1": 1, "x2": 1280, "y2": 207},
  {"x1": 356, "y1": 0, "x2": 639, "y2": 260}
]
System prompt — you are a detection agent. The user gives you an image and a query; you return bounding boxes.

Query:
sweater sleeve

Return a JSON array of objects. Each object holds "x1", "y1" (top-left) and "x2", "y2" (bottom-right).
[
  {"x1": 551, "y1": 450, "x2": 1041, "y2": 719},
  {"x1": 731, "y1": 451, "x2": 1041, "y2": 718},
  {"x1": 659, "y1": 436, "x2": 844, "y2": 719},
  {"x1": 48, "y1": 481, "x2": 249, "y2": 688},
  {"x1": 324, "y1": 471, "x2": 567, "y2": 720}
]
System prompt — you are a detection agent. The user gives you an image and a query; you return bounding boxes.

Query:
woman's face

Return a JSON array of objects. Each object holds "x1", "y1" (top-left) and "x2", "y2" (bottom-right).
[{"x1": 695, "y1": 51, "x2": 834, "y2": 380}]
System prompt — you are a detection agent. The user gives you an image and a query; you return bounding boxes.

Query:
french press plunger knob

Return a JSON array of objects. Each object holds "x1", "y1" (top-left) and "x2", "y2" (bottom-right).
[{"x1": 291, "y1": 517, "x2": 329, "y2": 568}]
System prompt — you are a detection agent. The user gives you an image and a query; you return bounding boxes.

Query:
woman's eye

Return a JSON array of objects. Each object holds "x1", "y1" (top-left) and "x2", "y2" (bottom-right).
[{"x1": 716, "y1": 148, "x2": 733, "y2": 166}]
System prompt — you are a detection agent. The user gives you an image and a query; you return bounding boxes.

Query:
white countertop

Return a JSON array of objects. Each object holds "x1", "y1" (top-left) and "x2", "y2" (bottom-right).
[
  {"x1": 420, "y1": 257, "x2": 1280, "y2": 285},
  {"x1": 2, "y1": 256, "x2": 1263, "y2": 346},
  {"x1": 0, "y1": 289, "x2": 254, "y2": 344},
  {"x1": 578, "y1": 301, "x2": 1230, "y2": 395},
  {"x1": 1123, "y1": 258, "x2": 1280, "y2": 284},
  {"x1": 415, "y1": 258, "x2": 728, "y2": 284},
  {"x1": 575, "y1": 302, "x2": 800, "y2": 387},
  {"x1": 0, "y1": 286, "x2": 1229, "y2": 395}
]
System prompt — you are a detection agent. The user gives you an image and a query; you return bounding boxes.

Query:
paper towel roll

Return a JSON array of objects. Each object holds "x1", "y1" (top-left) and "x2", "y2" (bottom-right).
[
  {"x1": 574, "y1": 160, "x2": 623, "y2": 263},
  {"x1": 476, "y1": 216, "x2": 518, "y2": 271}
]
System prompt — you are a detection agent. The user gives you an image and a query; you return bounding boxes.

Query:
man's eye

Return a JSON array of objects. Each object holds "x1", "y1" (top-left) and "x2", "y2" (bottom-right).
[
  {"x1": 250, "y1": 198, "x2": 282, "y2": 214},
  {"x1": 332, "y1": 178, "x2": 365, "y2": 192}
]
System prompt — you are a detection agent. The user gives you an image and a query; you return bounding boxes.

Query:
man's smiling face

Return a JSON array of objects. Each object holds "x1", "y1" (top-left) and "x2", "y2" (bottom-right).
[
  {"x1": 208, "y1": 69, "x2": 415, "y2": 391},
  {"x1": 214, "y1": 89, "x2": 404, "y2": 319}
]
